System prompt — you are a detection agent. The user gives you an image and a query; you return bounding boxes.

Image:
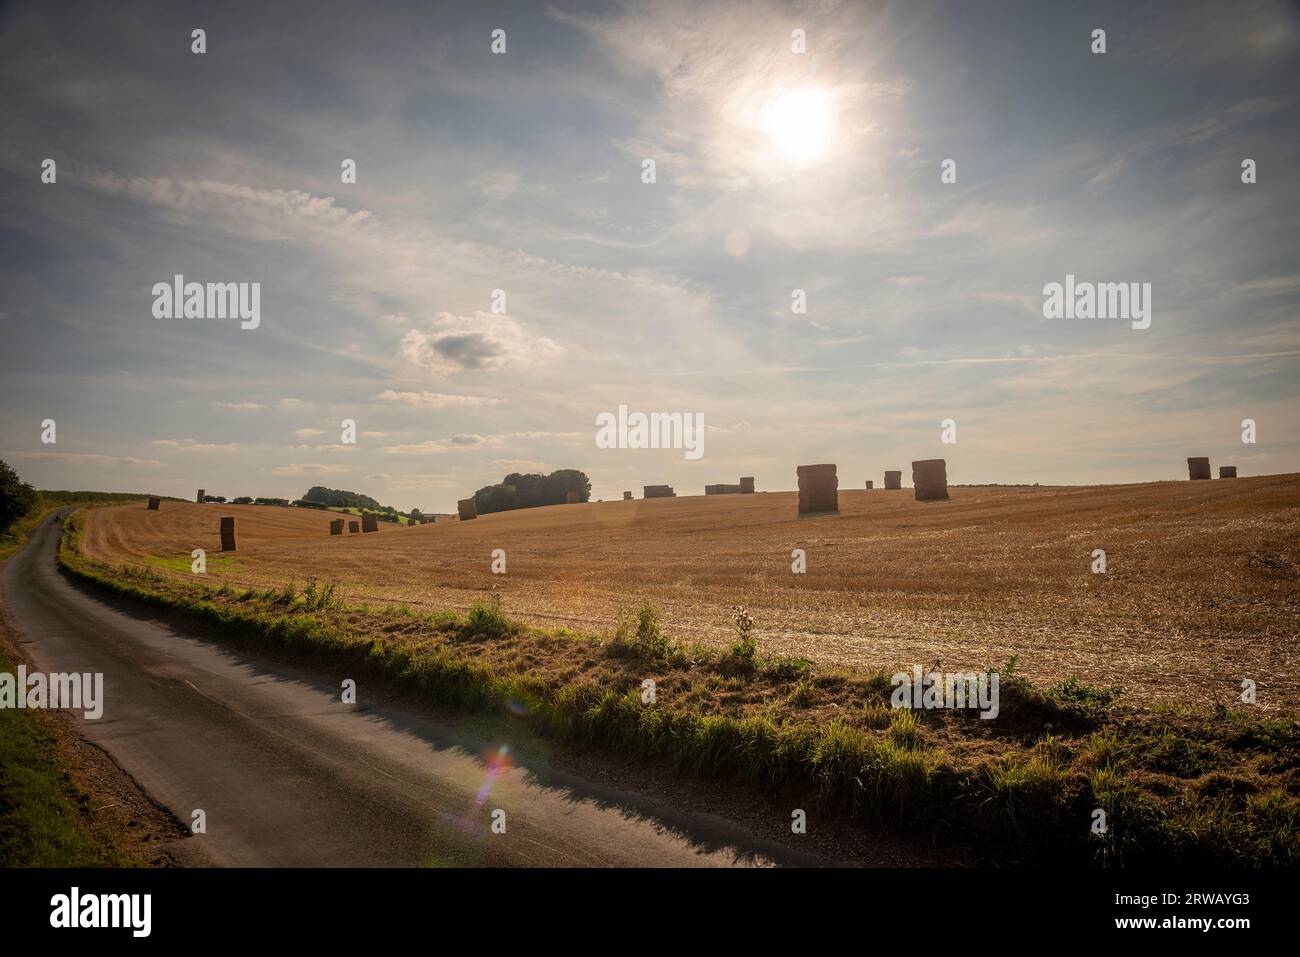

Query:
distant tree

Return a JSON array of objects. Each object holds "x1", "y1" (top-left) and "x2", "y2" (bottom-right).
[
  {"x1": 544, "y1": 469, "x2": 591, "y2": 505},
  {"x1": 501, "y1": 472, "x2": 551, "y2": 508},
  {"x1": 232, "y1": 496, "x2": 254, "y2": 505},
  {"x1": 472, "y1": 469, "x2": 591, "y2": 514},
  {"x1": 301, "y1": 486, "x2": 381, "y2": 510},
  {"x1": 0, "y1": 460, "x2": 38, "y2": 536},
  {"x1": 473, "y1": 483, "x2": 517, "y2": 515}
]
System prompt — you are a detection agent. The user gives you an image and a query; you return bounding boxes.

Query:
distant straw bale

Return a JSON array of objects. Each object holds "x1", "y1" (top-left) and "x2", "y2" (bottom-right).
[
  {"x1": 705, "y1": 483, "x2": 743, "y2": 495},
  {"x1": 1187, "y1": 457, "x2": 1211, "y2": 480},
  {"x1": 884, "y1": 470, "x2": 902, "y2": 490},
  {"x1": 458, "y1": 498, "x2": 477, "y2": 520},
  {"x1": 911, "y1": 459, "x2": 949, "y2": 502}
]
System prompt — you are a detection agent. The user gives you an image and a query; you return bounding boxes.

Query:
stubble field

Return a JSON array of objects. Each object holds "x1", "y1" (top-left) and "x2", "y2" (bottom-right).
[{"x1": 83, "y1": 475, "x2": 1300, "y2": 712}]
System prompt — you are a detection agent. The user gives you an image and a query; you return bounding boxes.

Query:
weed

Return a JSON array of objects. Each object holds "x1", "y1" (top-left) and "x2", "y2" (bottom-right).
[
  {"x1": 466, "y1": 593, "x2": 511, "y2": 639},
  {"x1": 888, "y1": 707, "x2": 923, "y2": 750},
  {"x1": 610, "y1": 601, "x2": 674, "y2": 660},
  {"x1": 723, "y1": 605, "x2": 757, "y2": 674}
]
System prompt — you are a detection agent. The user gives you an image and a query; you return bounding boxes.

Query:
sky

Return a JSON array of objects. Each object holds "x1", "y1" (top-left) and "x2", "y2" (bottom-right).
[{"x1": 2, "y1": 0, "x2": 1298, "y2": 512}]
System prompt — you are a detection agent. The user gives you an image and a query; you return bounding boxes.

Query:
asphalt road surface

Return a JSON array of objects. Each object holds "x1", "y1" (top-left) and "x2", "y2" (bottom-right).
[{"x1": 0, "y1": 509, "x2": 820, "y2": 867}]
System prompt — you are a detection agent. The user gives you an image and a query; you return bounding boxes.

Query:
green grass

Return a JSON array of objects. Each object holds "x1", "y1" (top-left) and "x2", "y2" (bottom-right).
[
  {"x1": 147, "y1": 555, "x2": 241, "y2": 574},
  {"x1": 0, "y1": 645, "x2": 115, "y2": 866},
  {"x1": 327, "y1": 506, "x2": 419, "y2": 523},
  {"x1": 609, "y1": 600, "x2": 677, "y2": 660},
  {"x1": 466, "y1": 593, "x2": 514, "y2": 640},
  {"x1": 0, "y1": 506, "x2": 58, "y2": 564}
]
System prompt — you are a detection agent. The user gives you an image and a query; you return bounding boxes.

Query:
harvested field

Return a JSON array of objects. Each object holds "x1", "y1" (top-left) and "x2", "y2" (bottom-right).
[{"x1": 82, "y1": 476, "x2": 1300, "y2": 711}]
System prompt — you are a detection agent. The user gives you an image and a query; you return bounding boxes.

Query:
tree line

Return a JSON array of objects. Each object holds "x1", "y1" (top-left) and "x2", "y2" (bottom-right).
[{"x1": 473, "y1": 470, "x2": 591, "y2": 514}]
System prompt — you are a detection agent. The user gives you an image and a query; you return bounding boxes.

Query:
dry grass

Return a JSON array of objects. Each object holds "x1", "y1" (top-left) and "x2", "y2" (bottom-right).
[{"x1": 83, "y1": 476, "x2": 1300, "y2": 712}]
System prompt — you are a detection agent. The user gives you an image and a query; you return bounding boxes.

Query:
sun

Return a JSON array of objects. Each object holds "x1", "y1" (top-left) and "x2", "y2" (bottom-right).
[{"x1": 762, "y1": 88, "x2": 834, "y2": 164}]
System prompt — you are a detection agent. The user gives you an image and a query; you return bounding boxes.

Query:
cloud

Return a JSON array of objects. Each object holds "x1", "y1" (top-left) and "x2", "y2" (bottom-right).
[
  {"x1": 505, "y1": 431, "x2": 586, "y2": 441},
  {"x1": 491, "y1": 459, "x2": 551, "y2": 471},
  {"x1": 292, "y1": 428, "x2": 325, "y2": 438},
  {"x1": 86, "y1": 174, "x2": 372, "y2": 232},
  {"x1": 372, "y1": 390, "x2": 507, "y2": 409},
  {"x1": 384, "y1": 473, "x2": 456, "y2": 489},
  {"x1": 150, "y1": 439, "x2": 242, "y2": 452},
  {"x1": 213, "y1": 401, "x2": 265, "y2": 411},
  {"x1": 270, "y1": 463, "x2": 349, "y2": 476},
  {"x1": 1221, "y1": 275, "x2": 1300, "y2": 299},
  {"x1": 12, "y1": 452, "x2": 161, "y2": 466},
  {"x1": 475, "y1": 169, "x2": 520, "y2": 200},
  {"x1": 382, "y1": 433, "x2": 502, "y2": 455},
  {"x1": 705, "y1": 420, "x2": 752, "y2": 433},
  {"x1": 548, "y1": 0, "x2": 923, "y2": 250},
  {"x1": 399, "y1": 312, "x2": 562, "y2": 377}
]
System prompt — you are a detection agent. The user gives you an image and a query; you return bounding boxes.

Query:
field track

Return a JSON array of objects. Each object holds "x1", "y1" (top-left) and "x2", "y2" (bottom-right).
[{"x1": 84, "y1": 476, "x2": 1300, "y2": 711}]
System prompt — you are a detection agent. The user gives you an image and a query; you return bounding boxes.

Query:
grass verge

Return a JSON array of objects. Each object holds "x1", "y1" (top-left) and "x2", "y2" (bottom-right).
[
  {"x1": 0, "y1": 644, "x2": 119, "y2": 866},
  {"x1": 57, "y1": 509, "x2": 1300, "y2": 866}
]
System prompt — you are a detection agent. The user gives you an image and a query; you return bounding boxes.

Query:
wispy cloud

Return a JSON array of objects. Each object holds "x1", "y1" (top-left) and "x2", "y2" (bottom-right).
[
  {"x1": 270, "y1": 463, "x2": 349, "y2": 476},
  {"x1": 13, "y1": 452, "x2": 162, "y2": 467},
  {"x1": 373, "y1": 390, "x2": 507, "y2": 409},
  {"x1": 150, "y1": 439, "x2": 243, "y2": 452}
]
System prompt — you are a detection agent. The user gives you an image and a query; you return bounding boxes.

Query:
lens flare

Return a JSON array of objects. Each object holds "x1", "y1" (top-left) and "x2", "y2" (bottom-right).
[{"x1": 474, "y1": 745, "x2": 513, "y2": 807}]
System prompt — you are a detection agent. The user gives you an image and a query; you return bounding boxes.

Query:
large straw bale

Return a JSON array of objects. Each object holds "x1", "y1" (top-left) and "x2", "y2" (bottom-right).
[
  {"x1": 797, "y1": 463, "x2": 838, "y2": 514},
  {"x1": 911, "y1": 459, "x2": 949, "y2": 501}
]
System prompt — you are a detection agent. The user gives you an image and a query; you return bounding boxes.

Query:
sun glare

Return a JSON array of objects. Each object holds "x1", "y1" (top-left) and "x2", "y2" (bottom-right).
[{"x1": 762, "y1": 88, "x2": 833, "y2": 164}]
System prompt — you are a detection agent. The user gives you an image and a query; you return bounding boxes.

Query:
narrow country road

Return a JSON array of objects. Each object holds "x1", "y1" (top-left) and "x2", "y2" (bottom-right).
[{"x1": 0, "y1": 509, "x2": 820, "y2": 867}]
